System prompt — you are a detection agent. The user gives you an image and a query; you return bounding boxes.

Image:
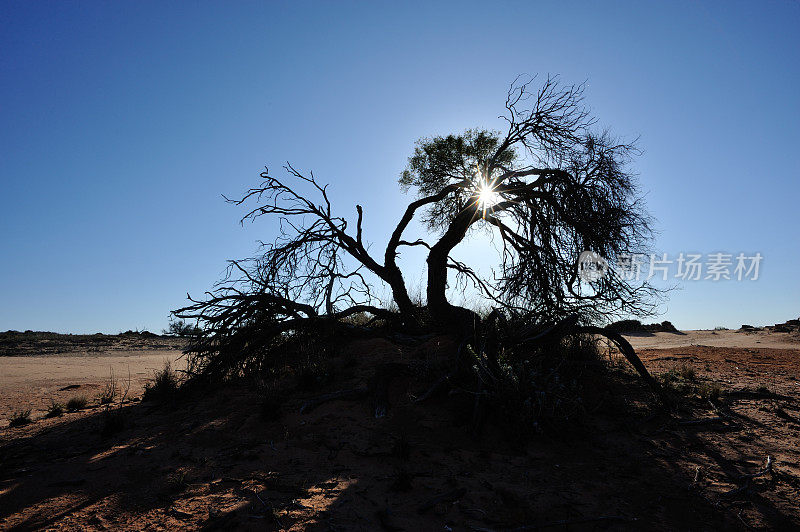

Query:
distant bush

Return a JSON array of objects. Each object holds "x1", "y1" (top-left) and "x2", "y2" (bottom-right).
[
  {"x1": 162, "y1": 319, "x2": 202, "y2": 337},
  {"x1": 9, "y1": 409, "x2": 32, "y2": 427},
  {"x1": 66, "y1": 396, "x2": 88, "y2": 412},
  {"x1": 607, "y1": 319, "x2": 680, "y2": 334},
  {"x1": 606, "y1": 319, "x2": 645, "y2": 333}
]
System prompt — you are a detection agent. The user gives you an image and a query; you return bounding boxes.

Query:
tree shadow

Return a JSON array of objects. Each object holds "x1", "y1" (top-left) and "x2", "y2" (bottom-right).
[{"x1": 1, "y1": 348, "x2": 797, "y2": 531}]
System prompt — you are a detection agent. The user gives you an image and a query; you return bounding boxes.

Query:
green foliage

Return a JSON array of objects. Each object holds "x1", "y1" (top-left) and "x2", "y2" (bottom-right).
[
  {"x1": 659, "y1": 364, "x2": 725, "y2": 402},
  {"x1": 9, "y1": 409, "x2": 32, "y2": 427},
  {"x1": 399, "y1": 129, "x2": 516, "y2": 230}
]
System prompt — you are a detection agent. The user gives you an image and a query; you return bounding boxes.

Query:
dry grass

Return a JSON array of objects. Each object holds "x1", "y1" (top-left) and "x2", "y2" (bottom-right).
[
  {"x1": 142, "y1": 362, "x2": 180, "y2": 403},
  {"x1": 9, "y1": 409, "x2": 32, "y2": 427},
  {"x1": 45, "y1": 401, "x2": 64, "y2": 418},
  {"x1": 66, "y1": 396, "x2": 88, "y2": 412}
]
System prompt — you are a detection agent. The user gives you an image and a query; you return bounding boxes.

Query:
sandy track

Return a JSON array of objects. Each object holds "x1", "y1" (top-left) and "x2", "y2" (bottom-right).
[{"x1": 625, "y1": 329, "x2": 800, "y2": 350}]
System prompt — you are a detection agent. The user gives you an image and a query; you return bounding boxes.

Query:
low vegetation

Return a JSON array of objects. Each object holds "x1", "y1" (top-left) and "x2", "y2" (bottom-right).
[
  {"x1": 99, "y1": 369, "x2": 117, "y2": 405},
  {"x1": 66, "y1": 396, "x2": 88, "y2": 412},
  {"x1": 162, "y1": 318, "x2": 202, "y2": 337},
  {"x1": 658, "y1": 364, "x2": 723, "y2": 402},
  {"x1": 45, "y1": 401, "x2": 64, "y2": 418},
  {"x1": 9, "y1": 409, "x2": 32, "y2": 427},
  {"x1": 142, "y1": 362, "x2": 181, "y2": 403}
]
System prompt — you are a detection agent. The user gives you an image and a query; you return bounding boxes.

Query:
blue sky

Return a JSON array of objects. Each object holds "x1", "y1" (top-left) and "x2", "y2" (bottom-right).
[{"x1": 1, "y1": 1, "x2": 798, "y2": 333}]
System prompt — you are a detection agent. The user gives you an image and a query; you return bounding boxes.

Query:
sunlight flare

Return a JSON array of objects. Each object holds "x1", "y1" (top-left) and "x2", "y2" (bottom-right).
[{"x1": 473, "y1": 171, "x2": 500, "y2": 215}]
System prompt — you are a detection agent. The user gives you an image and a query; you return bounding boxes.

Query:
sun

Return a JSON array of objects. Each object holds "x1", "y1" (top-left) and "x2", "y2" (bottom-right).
[{"x1": 475, "y1": 178, "x2": 500, "y2": 211}]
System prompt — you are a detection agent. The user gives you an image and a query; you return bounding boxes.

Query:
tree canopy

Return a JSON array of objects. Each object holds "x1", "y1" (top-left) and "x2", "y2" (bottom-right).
[{"x1": 175, "y1": 75, "x2": 662, "y2": 392}]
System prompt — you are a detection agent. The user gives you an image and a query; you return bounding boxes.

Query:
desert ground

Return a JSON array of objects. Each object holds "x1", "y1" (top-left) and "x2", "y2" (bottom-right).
[{"x1": 1, "y1": 328, "x2": 799, "y2": 530}]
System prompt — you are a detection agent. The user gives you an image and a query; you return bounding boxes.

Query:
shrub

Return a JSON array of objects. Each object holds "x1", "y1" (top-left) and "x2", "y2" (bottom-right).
[
  {"x1": 163, "y1": 318, "x2": 202, "y2": 337},
  {"x1": 142, "y1": 362, "x2": 180, "y2": 403},
  {"x1": 9, "y1": 409, "x2": 32, "y2": 427},
  {"x1": 490, "y1": 334, "x2": 605, "y2": 441},
  {"x1": 66, "y1": 396, "x2": 88, "y2": 412},
  {"x1": 677, "y1": 364, "x2": 696, "y2": 380},
  {"x1": 606, "y1": 319, "x2": 645, "y2": 333},
  {"x1": 99, "y1": 369, "x2": 117, "y2": 405},
  {"x1": 45, "y1": 402, "x2": 64, "y2": 418},
  {"x1": 166, "y1": 469, "x2": 189, "y2": 492},
  {"x1": 698, "y1": 383, "x2": 722, "y2": 401}
]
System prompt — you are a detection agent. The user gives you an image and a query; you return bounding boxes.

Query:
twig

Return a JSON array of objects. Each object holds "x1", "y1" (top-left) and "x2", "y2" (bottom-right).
[{"x1": 721, "y1": 456, "x2": 774, "y2": 499}]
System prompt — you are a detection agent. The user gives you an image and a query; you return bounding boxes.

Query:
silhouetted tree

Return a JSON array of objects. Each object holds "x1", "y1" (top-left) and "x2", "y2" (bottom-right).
[{"x1": 175, "y1": 75, "x2": 663, "y2": 396}]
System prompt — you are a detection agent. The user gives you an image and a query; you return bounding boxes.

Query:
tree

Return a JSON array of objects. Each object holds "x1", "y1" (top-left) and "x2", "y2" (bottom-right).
[{"x1": 174, "y1": 75, "x2": 663, "y2": 398}]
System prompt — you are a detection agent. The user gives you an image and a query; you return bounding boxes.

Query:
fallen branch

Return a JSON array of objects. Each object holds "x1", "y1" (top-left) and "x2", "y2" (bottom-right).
[
  {"x1": 721, "y1": 456, "x2": 774, "y2": 499},
  {"x1": 577, "y1": 325, "x2": 670, "y2": 405},
  {"x1": 738, "y1": 455, "x2": 773, "y2": 481}
]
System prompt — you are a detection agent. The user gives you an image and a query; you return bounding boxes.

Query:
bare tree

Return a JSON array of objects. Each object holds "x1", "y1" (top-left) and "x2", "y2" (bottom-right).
[{"x1": 175, "y1": 75, "x2": 664, "y2": 397}]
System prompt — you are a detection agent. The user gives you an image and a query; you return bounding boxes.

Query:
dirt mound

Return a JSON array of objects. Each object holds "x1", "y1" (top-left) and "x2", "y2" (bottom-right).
[
  {"x1": 765, "y1": 317, "x2": 800, "y2": 333},
  {"x1": 2, "y1": 337, "x2": 799, "y2": 530}
]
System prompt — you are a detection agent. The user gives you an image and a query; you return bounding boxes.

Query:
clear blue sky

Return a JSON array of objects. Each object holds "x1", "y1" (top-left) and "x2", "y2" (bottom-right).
[{"x1": 1, "y1": 1, "x2": 798, "y2": 333}]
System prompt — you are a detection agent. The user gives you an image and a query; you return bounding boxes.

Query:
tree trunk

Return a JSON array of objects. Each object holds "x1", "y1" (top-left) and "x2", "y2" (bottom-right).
[{"x1": 426, "y1": 208, "x2": 481, "y2": 334}]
